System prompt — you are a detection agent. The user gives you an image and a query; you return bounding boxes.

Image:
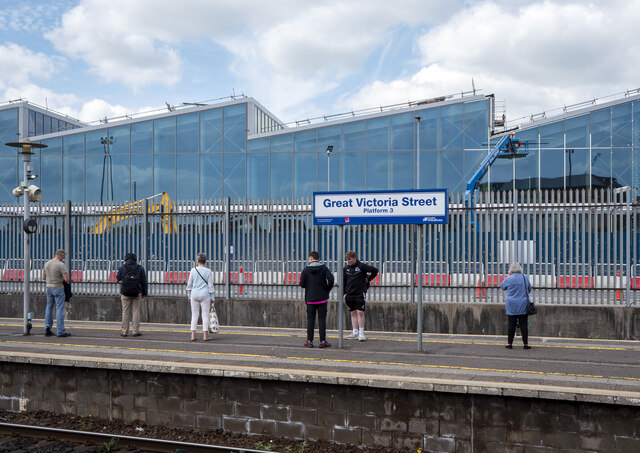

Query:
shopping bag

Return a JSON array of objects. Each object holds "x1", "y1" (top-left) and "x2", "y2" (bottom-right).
[{"x1": 209, "y1": 304, "x2": 220, "y2": 333}]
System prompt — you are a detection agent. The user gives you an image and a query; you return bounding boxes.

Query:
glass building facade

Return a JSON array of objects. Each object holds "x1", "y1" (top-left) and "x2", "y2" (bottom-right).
[{"x1": 1, "y1": 93, "x2": 640, "y2": 204}]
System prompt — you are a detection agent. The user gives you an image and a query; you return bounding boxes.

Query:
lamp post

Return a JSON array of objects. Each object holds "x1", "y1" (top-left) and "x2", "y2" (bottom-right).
[
  {"x1": 5, "y1": 139, "x2": 46, "y2": 335},
  {"x1": 326, "y1": 146, "x2": 333, "y2": 191},
  {"x1": 414, "y1": 115, "x2": 423, "y2": 351}
]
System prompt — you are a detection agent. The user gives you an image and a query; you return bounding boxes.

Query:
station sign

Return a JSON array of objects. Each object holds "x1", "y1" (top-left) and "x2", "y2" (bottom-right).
[{"x1": 313, "y1": 189, "x2": 448, "y2": 225}]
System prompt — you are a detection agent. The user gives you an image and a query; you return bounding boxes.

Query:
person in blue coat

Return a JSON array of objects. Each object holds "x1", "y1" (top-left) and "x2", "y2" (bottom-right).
[{"x1": 500, "y1": 262, "x2": 532, "y2": 350}]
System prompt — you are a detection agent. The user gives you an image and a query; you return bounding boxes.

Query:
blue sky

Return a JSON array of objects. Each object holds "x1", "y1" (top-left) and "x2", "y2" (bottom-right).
[{"x1": 1, "y1": 0, "x2": 638, "y2": 127}]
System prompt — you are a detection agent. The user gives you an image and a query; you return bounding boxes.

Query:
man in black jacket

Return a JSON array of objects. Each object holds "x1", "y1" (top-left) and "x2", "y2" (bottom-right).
[
  {"x1": 343, "y1": 250, "x2": 378, "y2": 341},
  {"x1": 299, "y1": 251, "x2": 334, "y2": 348},
  {"x1": 115, "y1": 253, "x2": 148, "y2": 337}
]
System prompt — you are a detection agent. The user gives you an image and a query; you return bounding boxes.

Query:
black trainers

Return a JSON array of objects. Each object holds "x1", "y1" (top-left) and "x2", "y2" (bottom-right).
[
  {"x1": 319, "y1": 341, "x2": 331, "y2": 348},
  {"x1": 304, "y1": 341, "x2": 313, "y2": 348},
  {"x1": 132, "y1": 333, "x2": 142, "y2": 337},
  {"x1": 44, "y1": 328, "x2": 53, "y2": 337},
  {"x1": 523, "y1": 345, "x2": 531, "y2": 350},
  {"x1": 505, "y1": 344, "x2": 512, "y2": 349},
  {"x1": 57, "y1": 333, "x2": 71, "y2": 338}
]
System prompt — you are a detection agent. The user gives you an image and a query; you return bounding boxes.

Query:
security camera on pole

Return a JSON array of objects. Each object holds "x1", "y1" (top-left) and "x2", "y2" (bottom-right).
[{"x1": 5, "y1": 138, "x2": 47, "y2": 335}]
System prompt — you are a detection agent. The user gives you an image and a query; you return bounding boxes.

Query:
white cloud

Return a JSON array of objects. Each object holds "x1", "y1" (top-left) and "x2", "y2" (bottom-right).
[
  {"x1": 341, "y1": 1, "x2": 640, "y2": 126},
  {"x1": 77, "y1": 99, "x2": 129, "y2": 123},
  {"x1": 0, "y1": 43, "x2": 62, "y2": 86}
]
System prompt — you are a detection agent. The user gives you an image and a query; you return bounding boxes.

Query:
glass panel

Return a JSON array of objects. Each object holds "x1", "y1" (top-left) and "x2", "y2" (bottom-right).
[
  {"x1": 418, "y1": 108, "x2": 438, "y2": 150},
  {"x1": 390, "y1": 151, "x2": 413, "y2": 190},
  {"x1": 0, "y1": 156, "x2": 17, "y2": 203},
  {"x1": 294, "y1": 129, "x2": 316, "y2": 152},
  {"x1": 0, "y1": 108, "x2": 18, "y2": 155},
  {"x1": 440, "y1": 104, "x2": 463, "y2": 150},
  {"x1": 223, "y1": 154, "x2": 245, "y2": 198},
  {"x1": 365, "y1": 117, "x2": 389, "y2": 151},
  {"x1": 154, "y1": 117, "x2": 175, "y2": 154},
  {"x1": 464, "y1": 149, "x2": 488, "y2": 187},
  {"x1": 63, "y1": 134, "x2": 84, "y2": 155},
  {"x1": 35, "y1": 113, "x2": 43, "y2": 136},
  {"x1": 612, "y1": 103, "x2": 632, "y2": 147},
  {"x1": 131, "y1": 155, "x2": 153, "y2": 200},
  {"x1": 591, "y1": 108, "x2": 611, "y2": 147},
  {"x1": 176, "y1": 154, "x2": 198, "y2": 199},
  {"x1": 366, "y1": 151, "x2": 388, "y2": 190},
  {"x1": 341, "y1": 152, "x2": 365, "y2": 190},
  {"x1": 565, "y1": 115, "x2": 588, "y2": 148},
  {"x1": 223, "y1": 104, "x2": 246, "y2": 153},
  {"x1": 154, "y1": 154, "x2": 175, "y2": 198},
  {"x1": 540, "y1": 121, "x2": 563, "y2": 148},
  {"x1": 270, "y1": 133, "x2": 292, "y2": 152},
  {"x1": 540, "y1": 149, "x2": 564, "y2": 190},
  {"x1": 28, "y1": 110, "x2": 35, "y2": 136},
  {"x1": 40, "y1": 156, "x2": 61, "y2": 202},
  {"x1": 86, "y1": 155, "x2": 129, "y2": 202},
  {"x1": 420, "y1": 150, "x2": 439, "y2": 189},
  {"x1": 199, "y1": 153, "x2": 222, "y2": 199},
  {"x1": 294, "y1": 152, "x2": 316, "y2": 198},
  {"x1": 86, "y1": 129, "x2": 107, "y2": 155},
  {"x1": 634, "y1": 147, "x2": 640, "y2": 191},
  {"x1": 590, "y1": 149, "x2": 610, "y2": 189},
  {"x1": 109, "y1": 125, "x2": 130, "y2": 154},
  {"x1": 318, "y1": 125, "x2": 341, "y2": 151},
  {"x1": 51, "y1": 118, "x2": 59, "y2": 134},
  {"x1": 200, "y1": 109, "x2": 223, "y2": 153},
  {"x1": 270, "y1": 153, "x2": 292, "y2": 199},
  {"x1": 43, "y1": 116, "x2": 51, "y2": 135},
  {"x1": 246, "y1": 153, "x2": 269, "y2": 199},
  {"x1": 634, "y1": 101, "x2": 640, "y2": 146},
  {"x1": 177, "y1": 113, "x2": 198, "y2": 153},
  {"x1": 566, "y1": 148, "x2": 589, "y2": 189},
  {"x1": 318, "y1": 149, "x2": 340, "y2": 191},
  {"x1": 464, "y1": 100, "x2": 488, "y2": 149},
  {"x1": 612, "y1": 148, "x2": 631, "y2": 188},
  {"x1": 131, "y1": 121, "x2": 152, "y2": 154},
  {"x1": 247, "y1": 137, "x2": 269, "y2": 153},
  {"x1": 441, "y1": 150, "x2": 464, "y2": 193},
  {"x1": 390, "y1": 113, "x2": 414, "y2": 151},
  {"x1": 342, "y1": 121, "x2": 365, "y2": 151},
  {"x1": 515, "y1": 146, "x2": 539, "y2": 190}
]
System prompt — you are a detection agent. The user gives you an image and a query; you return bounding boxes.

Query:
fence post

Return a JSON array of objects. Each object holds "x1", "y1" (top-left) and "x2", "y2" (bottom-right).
[
  {"x1": 143, "y1": 198, "x2": 149, "y2": 272},
  {"x1": 65, "y1": 200, "x2": 71, "y2": 274},
  {"x1": 626, "y1": 186, "x2": 631, "y2": 306},
  {"x1": 225, "y1": 197, "x2": 231, "y2": 301}
]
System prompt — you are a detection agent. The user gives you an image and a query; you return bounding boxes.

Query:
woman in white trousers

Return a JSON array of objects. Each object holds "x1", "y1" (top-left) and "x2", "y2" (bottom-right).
[{"x1": 186, "y1": 253, "x2": 215, "y2": 341}]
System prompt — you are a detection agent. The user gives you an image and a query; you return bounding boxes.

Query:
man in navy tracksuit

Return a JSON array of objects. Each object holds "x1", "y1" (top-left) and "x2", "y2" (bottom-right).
[
  {"x1": 343, "y1": 250, "x2": 378, "y2": 341},
  {"x1": 299, "y1": 251, "x2": 334, "y2": 348}
]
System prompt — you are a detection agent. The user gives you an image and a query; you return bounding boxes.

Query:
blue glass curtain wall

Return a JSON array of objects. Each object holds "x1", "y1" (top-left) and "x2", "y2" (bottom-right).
[{"x1": 14, "y1": 97, "x2": 640, "y2": 204}]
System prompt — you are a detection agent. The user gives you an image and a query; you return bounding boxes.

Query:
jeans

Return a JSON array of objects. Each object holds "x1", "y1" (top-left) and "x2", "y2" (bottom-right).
[
  {"x1": 306, "y1": 302, "x2": 328, "y2": 342},
  {"x1": 45, "y1": 287, "x2": 67, "y2": 336}
]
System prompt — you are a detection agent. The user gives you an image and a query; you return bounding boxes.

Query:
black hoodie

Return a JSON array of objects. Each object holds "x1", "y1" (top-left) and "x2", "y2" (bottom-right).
[{"x1": 299, "y1": 261, "x2": 334, "y2": 302}]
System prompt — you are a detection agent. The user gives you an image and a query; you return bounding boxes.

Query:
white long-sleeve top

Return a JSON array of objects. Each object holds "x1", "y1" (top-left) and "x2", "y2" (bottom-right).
[{"x1": 186, "y1": 266, "x2": 215, "y2": 300}]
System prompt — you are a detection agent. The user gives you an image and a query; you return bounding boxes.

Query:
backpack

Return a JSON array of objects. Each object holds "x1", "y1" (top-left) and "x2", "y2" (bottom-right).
[{"x1": 121, "y1": 265, "x2": 142, "y2": 297}]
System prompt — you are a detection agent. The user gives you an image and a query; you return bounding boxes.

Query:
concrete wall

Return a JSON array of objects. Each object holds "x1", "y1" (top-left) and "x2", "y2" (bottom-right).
[
  {"x1": 1, "y1": 294, "x2": 639, "y2": 340},
  {"x1": 1, "y1": 361, "x2": 639, "y2": 451}
]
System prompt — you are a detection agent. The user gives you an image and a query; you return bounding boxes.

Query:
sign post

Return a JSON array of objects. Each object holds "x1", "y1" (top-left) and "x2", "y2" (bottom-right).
[{"x1": 313, "y1": 189, "x2": 448, "y2": 349}]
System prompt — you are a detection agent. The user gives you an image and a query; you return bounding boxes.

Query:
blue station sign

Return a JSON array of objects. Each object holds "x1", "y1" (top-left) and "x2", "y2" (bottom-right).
[{"x1": 313, "y1": 189, "x2": 448, "y2": 226}]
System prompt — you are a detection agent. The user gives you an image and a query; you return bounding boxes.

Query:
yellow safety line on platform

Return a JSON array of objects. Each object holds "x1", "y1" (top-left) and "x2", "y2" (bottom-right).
[
  {"x1": 0, "y1": 322, "x2": 633, "y2": 351},
  {"x1": 4, "y1": 340, "x2": 640, "y2": 383}
]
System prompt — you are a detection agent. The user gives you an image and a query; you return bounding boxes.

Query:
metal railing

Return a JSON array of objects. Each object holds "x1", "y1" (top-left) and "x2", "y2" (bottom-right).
[{"x1": 0, "y1": 188, "x2": 637, "y2": 306}]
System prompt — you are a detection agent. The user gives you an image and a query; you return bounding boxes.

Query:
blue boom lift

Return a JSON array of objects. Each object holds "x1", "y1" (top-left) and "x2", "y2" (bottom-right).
[{"x1": 464, "y1": 134, "x2": 529, "y2": 224}]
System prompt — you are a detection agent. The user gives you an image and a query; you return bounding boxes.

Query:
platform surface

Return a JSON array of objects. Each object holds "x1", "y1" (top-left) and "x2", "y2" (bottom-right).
[{"x1": 1, "y1": 318, "x2": 640, "y2": 405}]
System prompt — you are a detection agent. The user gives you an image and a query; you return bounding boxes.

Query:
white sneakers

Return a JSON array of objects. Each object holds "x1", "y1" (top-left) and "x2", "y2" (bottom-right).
[{"x1": 345, "y1": 332, "x2": 367, "y2": 341}]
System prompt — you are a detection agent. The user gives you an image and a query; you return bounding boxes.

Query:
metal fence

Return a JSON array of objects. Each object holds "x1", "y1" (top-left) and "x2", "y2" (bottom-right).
[{"x1": 0, "y1": 188, "x2": 637, "y2": 306}]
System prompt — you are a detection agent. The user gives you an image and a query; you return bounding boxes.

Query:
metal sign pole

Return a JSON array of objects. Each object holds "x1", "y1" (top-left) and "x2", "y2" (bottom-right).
[{"x1": 337, "y1": 224, "x2": 344, "y2": 348}]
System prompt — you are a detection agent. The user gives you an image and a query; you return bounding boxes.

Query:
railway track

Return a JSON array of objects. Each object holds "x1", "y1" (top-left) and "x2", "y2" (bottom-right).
[{"x1": 0, "y1": 422, "x2": 277, "y2": 453}]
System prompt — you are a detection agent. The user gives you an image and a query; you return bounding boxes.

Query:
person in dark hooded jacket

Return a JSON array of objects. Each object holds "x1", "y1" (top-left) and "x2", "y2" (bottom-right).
[{"x1": 299, "y1": 251, "x2": 334, "y2": 348}]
